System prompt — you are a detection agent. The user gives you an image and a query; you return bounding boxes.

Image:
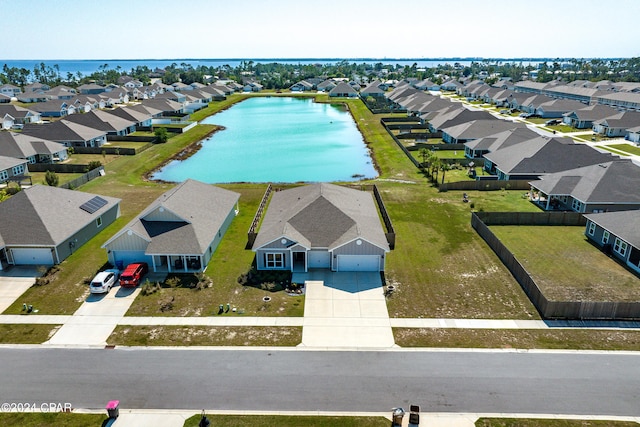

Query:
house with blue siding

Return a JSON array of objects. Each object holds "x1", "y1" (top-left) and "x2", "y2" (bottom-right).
[
  {"x1": 102, "y1": 179, "x2": 240, "y2": 273},
  {"x1": 584, "y1": 210, "x2": 640, "y2": 277}
]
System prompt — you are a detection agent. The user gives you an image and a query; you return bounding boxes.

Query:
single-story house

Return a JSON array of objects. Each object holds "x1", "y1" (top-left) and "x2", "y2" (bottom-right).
[
  {"x1": 102, "y1": 179, "x2": 240, "y2": 273},
  {"x1": 464, "y1": 127, "x2": 540, "y2": 159},
  {"x1": 290, "y1": 80, "x2": 314, "y2": 92},
  {"x1": 360, "y1": 80, "x2": 387, "y2": 98},
  {"x1": 29, "y1": 100, "x2": 73, "y2": 118},
  {"x1": 0, "y1": 132, "x2": 68, "y2": 164},
  {"x1": 63, "y1": 109, "x2": 137, "y2": 136},
  {"x1": 0, "y1": 185, "x2": 120, "y2": 268},
  {"x1": 583, "y1": 210, "x2": 640, "y2": 276},
  {"x1": 329, "y1": 82, "x2": 358, "y2": 98},
  {"x1": 529, "y1": 160, "x2": 640, "y2": 213},
  {"x1": 0, "y1": 156, "x2": 29, "y2": 185},
  {"x1": 535, "y1": 99, "x2": 587, "y2": 119},
  {"x1": 441, "y1": 120, "x2": 525, "y2": 144},
  {"x1": 626, "y1": 126, "x2": 640, "y2": 144},
  {"x1": 105, "y1": 106, "x2": 153, "y2": 128},
  {"x1": 562, "y1": 104, "x2": 620, "y2": 129},
  {"x1": 0, "y1": 84, "x2": 21, "y2": 97},
  {"x1": 252, "y1": 183, "x2": 390, "y2": 272},
  {"x1": 22, "y1": 120, "x2": 107, "y2": 148},
  {"x1": 593, "y1": 111, "x2": 640, "y2": 137}
]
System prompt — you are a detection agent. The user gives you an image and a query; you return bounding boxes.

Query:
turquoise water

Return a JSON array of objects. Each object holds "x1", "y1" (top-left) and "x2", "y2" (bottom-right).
[{"x1": 152, "y1": 97, "x2": 378, "y2": 183}]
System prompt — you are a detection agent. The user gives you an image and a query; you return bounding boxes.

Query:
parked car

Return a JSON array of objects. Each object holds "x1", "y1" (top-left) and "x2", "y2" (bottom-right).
[
  {"x1": 545, "y1": 119, "x2": 561, "y2": 126},
  {"x1": 119, "y1": 262, "x2": 148, "y2": 288},
  {"x1": 89, "y1": 269, "x2": 119, "y2": 294}
]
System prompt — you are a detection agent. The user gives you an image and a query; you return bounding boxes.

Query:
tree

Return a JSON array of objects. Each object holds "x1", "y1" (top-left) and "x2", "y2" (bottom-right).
[
  {"x1": 44, "y1": 170, "x2": 59, "y2": 187},
  {"x1": 154, "y1": 127, "x2": 169, "y2": 143},
  {"x1": 419, "y1": 148, "x2": 430, "y2": 171},
  {"x1": 440, "y1": 163, "x2": 451, "y2": 185}
]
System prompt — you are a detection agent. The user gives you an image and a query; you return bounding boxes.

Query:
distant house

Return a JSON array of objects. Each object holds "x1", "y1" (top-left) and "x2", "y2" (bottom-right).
[
  {"x1": 105, "y1": 106, "x2": 153, "y2": 128},
  {"x1": 626, "y1": 126, "x2": 640, "y2": 144},
  {"x1": 0, "y1": 156, "x2": 28, "y2": 185},
  {"x1": 535, "y1": 99, "x2": 586, "y2": 119},
  {"x1": 17, "y1": 91, "x2": 49, "y2": 103},
  {"x1": 102, "y1": 180, "x2": 240, "y2": 273},
  {"x1": 0, "y1": 84, "x2": 21, "y2": 97},
  {"x1": 593, "y1": 111, "x2": 640, "y2": 137},
  {"x1": 29, "y1": 100, "x2": 72, "y2": 118},
  {"x1": 77, "y1": 83, "x2": 106, "y2": 95},
  {"x1": 562, "y1": 105, "x2": 620, "y2": 129},
  {"x1": 0, "y1": 185, "x2": 120, "y2": 268},
  {"x1": 529, "y1": 161, "x2": 640, "y2": 213},
  {"x1": 440, "y1": 79, "x2": 463, "y2": 91},
  {"x1": 22, "y1": 120, "x2": 107, "y2": 148},
  {"x1": 45, "y1": 85, "x2": 77, "y2": 100},
  {"x1": 413, "y1": 79, "x2": 440, "y2": 91},
  {"x1": 243, "y1": 82, "x2": 263, "y2": 92},
  {"x1": 252, "y1": 183, "x2": 390, "y2": 272},
  {"x1": 328, "y1": 82, "x2": 358, "y2": 98},
  {"x1": 583, "y1": 210, "x2": 640, "y2": 276},
  {"x1": 290, "y1": 80, "x2": 314, "y2": 92},
  {"x1": 0, "y1": 131, "x2": 68, "y2": 164},
  {"x1": 427, "y1": 108, "x2": 495, "y2": 133},
  {"x1": 62, "y1": 109, "x2": 137, "y2": 136},
  {"x1": 360, "y1": 80, "x2": 386, "y2": 98},
  {"x1": 464, "y1": 127, "x2": 540, "y2": 159},
  {"x1": 0, "y1": 105, "x2": 41, "y2": 128},
  {"x1": 441, "y1": 120, "x2": 525, "y2": 144},
  {"x1": 483, "y1": 136, "x2": 614, "y2": 180},
  {"x1": 317, "y1": 79, "x2": 337, "y2": 92}
]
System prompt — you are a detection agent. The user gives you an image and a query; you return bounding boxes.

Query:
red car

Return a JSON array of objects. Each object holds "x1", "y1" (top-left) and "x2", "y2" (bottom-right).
[{"x1": 119, "y1": 262, "x2": 148, "y2": 287}]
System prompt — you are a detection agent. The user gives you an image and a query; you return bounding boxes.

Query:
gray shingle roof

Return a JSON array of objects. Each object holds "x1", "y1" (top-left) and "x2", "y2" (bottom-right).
[
  {"x1": 104, "y1": 179, "x2": 240, "y2": 255},
  {"x1": 442, "y1": 120, "x2": 526, "y2": 141},
  {"x1": 465, "y1": 127, "x2": 540, "y2": 151},
  {"x1": 0, "y1": 185, "x2": 120, "y2": 247},
  {"x1": 530, "y1": 160, "x2": 640, "y2": 204},
  {"x1": 253, "y1": 183, "x2": 390, "y2": 251},
  {"x1": 0, "y1": 131, "x2": 66, "y2": 159},
  {"x1": 584, "y1": 210, "x2": 640, "y2": 248}
]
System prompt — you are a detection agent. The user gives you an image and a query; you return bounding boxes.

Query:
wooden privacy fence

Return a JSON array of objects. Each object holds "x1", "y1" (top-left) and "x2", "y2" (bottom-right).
[
  {"x1": 59, "y1": 166, "x2": 104, "y2": 189},
  {"x1": 247, "y1": 184, "x2": 273, "y2": 248},
  {"x1": 440, "y1": 180, "x2": 530, "y2": 192},
  {"x1": 471, "y1": 212, "x2": 640, "y2": 319}
]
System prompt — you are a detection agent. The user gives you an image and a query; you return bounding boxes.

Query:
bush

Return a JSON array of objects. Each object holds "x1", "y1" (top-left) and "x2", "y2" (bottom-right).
[
  {"x1": 154, "y1": 127, "x2": 169, "y2": 144},
  {"x1": 45, "y1": 170, "x2": 59, "y2": 187},
  {"x1": 87, "y1": 160, "x2": 102, "y2": 171}
]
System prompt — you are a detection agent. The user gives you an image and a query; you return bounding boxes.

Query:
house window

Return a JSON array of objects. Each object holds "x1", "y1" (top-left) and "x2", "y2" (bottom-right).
[
  {"x1": 571, "y1": 199, "x2": 582, "y2": 212},
  {"x1": 96, "y1": 216, "x2": 102, "y2": 228},
  {"x1": 614, "y1": 238, "x2": 628, "y2": 257},
  {"x1": 602, "y1": 231, "x2": 610, "y2": 244},
  {"x1": 266, "y1": 253, "x2": 284, "y2": 268},
  {"x1": 12, "y1": 164, "x2": 25, "y2": 175},
  {"x1": 587, "y1": 222, "x2": 596, "y2": 236},
  {"x1": 0, "y1": 170, "x2": 7, "y2": 181}
]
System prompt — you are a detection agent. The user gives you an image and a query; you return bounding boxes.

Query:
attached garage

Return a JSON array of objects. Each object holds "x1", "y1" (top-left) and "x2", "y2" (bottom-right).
[
  {"x1": 10, "y1": 248, "x2": 54, "y2": 265},
  {"x1": 111, "y1": 251, "x2": 152, "y2": 269},
  {"x1": 308, "y1": 250, "x2": 331, "y2": 269},
  {"x1": 336, "y1": 255, "x2": 381, "y2": 272}
]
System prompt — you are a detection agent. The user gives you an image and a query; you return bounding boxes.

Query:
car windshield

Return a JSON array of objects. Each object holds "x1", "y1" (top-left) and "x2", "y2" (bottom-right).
[{"x1": 90, "y1": 282, "x2": 102, "y2": 287}]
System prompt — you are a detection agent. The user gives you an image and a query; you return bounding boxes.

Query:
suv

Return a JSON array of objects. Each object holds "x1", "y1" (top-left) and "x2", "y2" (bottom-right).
[
  {"x1": 119, "y1": 262, "x2": 148, "y2": 287},
  {"x1": 89, "y1": 269, "x2": 119, "y2": 294}
]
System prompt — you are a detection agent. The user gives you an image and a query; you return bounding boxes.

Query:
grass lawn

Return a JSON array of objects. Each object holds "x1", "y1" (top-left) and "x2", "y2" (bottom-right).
[
  {"x1": 27, "y1": 172, "x2": 84, "y2": 186},
  {"x1": 476, "y1": 418, "x2": 638, "y2": 427},
  {"x1": 545, "y1": 124, "x2": 575, "y2": 133},
  {"x1": 394, "y1": 328, "x2": 640, "y2": 350},
  {"x1": 490, "y1": 226, "x2": 640, "y2": 301},
  {"x1": 108, "y1": 325, "x2": 302, "y2": 346},
  {"x1": 607, "y1": 143, "x2": 640, "y2": 155},
  {"x1": 0, "y1": 413, "x2": 107, "y2": 427},
  {"x1": 64, "y1": 153, "x2": 119, "y2": 165},
  {"x1": 595, "y1": 146, "x2": 630, "y2": 156},
  {"x1": 184, "y1": 414, "x2": 390, "y2": 427},
  {"x1": 0, "y1": 324, "x2": 60, "y2": 343},
  {"x1": 103, "y1": 141, "x2": 151, "y2": 149}
]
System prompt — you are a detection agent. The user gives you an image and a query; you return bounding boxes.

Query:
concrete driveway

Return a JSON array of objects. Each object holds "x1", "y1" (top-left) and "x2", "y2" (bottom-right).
[
  {"x1": 294, "y1": 270, "x2": 395, "y2": 349},
  {"x1": 46, "y1": 285, "x2": 140, "y2": 347},
  {"x1": 0, "y1": 267, "x2": 40, "y2": 313}
]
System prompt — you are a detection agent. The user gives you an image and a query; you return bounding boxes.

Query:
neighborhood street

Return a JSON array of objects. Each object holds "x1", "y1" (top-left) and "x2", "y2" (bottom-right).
[{"x1": 1, "y1": 347, "x2": 639, "y2": 416}]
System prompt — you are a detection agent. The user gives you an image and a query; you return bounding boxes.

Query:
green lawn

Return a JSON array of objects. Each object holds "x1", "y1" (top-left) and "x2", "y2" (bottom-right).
[
  {"x1": 27, "y1": 172, "x2": 84, "y2": 186},
  {"x1": 0, "y1": 324, "x2": 60, "y2": 343},
  {"x1": 598, "y1": 146, "x2": 630, "y2": 156},
  {"x1": 490, "y1": 226, "x2": 640, "y2": 301},
  {"x1": 184, "y1": 414, "x2": 390, "y2": 427},
  {"x1": 0, "y1": 413, "x2": 107, "y2": 427},
  {"x1": 606, "y1": 143, "x2": 640, "y2": 155}
]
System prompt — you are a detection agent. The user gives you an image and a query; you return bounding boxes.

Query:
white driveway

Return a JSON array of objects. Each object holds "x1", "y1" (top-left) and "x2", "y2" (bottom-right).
[
  {"x1": 0, "y1": 267, "x2": 41, "y2": 313},
  {"x1": 295, "y1": 271, "x2": 395, "y2": 349},
  {"x1": 46, "y1": 286, "x2": 140, "y2": 346}
]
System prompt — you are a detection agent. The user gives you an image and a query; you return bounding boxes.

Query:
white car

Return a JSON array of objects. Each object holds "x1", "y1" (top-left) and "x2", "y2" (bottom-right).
[{"x1": 89, "y1": 269, "x2": 119, "y2": 294}]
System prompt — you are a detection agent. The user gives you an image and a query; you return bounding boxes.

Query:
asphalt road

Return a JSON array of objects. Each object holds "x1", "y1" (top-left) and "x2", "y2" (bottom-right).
[{"x1": 1, "y1": 348, "x2": 639, "y2": 415}]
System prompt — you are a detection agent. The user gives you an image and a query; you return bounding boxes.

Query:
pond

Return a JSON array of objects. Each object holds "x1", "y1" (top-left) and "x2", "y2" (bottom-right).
[{"x1": 152, "y1": 97, "x2": 378, "y2": 183}]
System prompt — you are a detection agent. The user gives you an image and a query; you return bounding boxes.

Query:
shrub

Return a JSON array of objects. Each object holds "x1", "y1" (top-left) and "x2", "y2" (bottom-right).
[
  {"x1": 154, "y1": 127, "x2": 169, "y2": 143},
  {"x1": 87, "y1": 160, "x2": 102, "y2": 171},
  {"x1": 45, "y1": 170, "x2": 59, "y2": 187}
]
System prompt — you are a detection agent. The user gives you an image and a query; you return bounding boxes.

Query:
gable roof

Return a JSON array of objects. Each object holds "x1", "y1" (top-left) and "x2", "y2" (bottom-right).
[
  {"x1": 484, "y1": 136, "x2": 614, "y2": 176},
  {"x1": 0, "y1": 131, "x2": 66, "y2": 158},
  {"x1": 441, "y1": 120, "x2": 526, "y2": 141},
  {"x1": 0, "y1": 185, "x2": 120, "y2": 247},
  {"x1": 563, "y1": 104, "x2": 620, "y2": 121},
  {"x1": 253, "y1": 183, "x2": 389, "y2": 251},
  {"x1": 530, "y1": 160, "x2": 640, "y2": 204},
  {"x1": 465, "y1": 127, "x2": 541, "y2": 151},
  {"x1": 103, "y1": 179, "x2": 239, "y2": 255},
  {"x1": 63, "y1": 109, "x2": 135, "y2": 133},
  {"x1": 22, "y1": 120, "x2": 106, "y2": 143},
  {"x1": 584, "y1": 210, "x2": 640, "y2": 248},
  {"x1": 329, "y1": 82, "x2": 358, "y2": 96}
]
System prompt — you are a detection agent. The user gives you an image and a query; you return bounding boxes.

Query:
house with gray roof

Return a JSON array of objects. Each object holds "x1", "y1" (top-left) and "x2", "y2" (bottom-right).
[
  {"x1": 29, "y1": 100, "x2": 73, "y2": 118},
  {"x1": 360, "y1": 80, "x2": 386, "y2": 98},
  {"x1": 427, "y1": 107, "x2": 495, "y2": 132},
  {"x1": 593, "y1": 111, "x2": 640, "y2": 137},
  {"x1": 77, "y1": 83, "x2": 106, "y2": 95},
  {"x1": 483, "y1": 136, "x2": 614, "y2": 180},
  {"x1": 22, "y1": 120, "x2": 107, "y2": 148},
  {"x1": 0, "y1": 105, "x2": 41, "y2": 129},
  {"x1": 593, "y1": 91, "x2": 640, "y2": 111},
  {"x1": 464, "y1": 127, "x2": 540, "y2": 159},
  {"x1": 583, "y1": 210, "x2": 640, "y2": 277},
  {"x1": 441, "y1": 120, "x2": 526, "y2": 144},
  {"x1": 0, "y1": 84, "x2": 21, "y2": 97},
  {"x1": 105, "y1": 106, "x2": 153, "y2": 128},
  {"x1": 17, "y1": 91, "x2": 49, "y2": 103},
  {"x1": 62, "y1": 109, "x2": 137, "y2": 136},
  {"x1": 535, "y1": 98, "x2": 588, "y2": 118},
  {"x1": 626, "y1": 125, "x2": 640, "y2": 144},
  {"x1": 102, "y1": 179, "x2": 240, "y2": 273},
  {"x1": 0, "y1": 132, "x2": 68, "y2": 164},
  {"x1": 290, "y1": 80, "x2": 314, "y2": 92},
  {"x1": 0, "y1": 156, "x2": 28, "y2": 185},
  {"x1": 0, "y1": 185, "x2": 120, "y2": 269},
  {"x1": 562, "y1": 104, "x2": 620, "y2": 129},
  {"x1": 317, "y1": 79, "x2": 337, "y2": 92},
  {"x1": 329, "y1": 82, "x2": 358, "y2": 98},
  {"x1": 252, "y1": 183, "x2": 390, "y2": 272},
  {"x1": 529, "y1": 161, "x2": 640, "y2": 213}
]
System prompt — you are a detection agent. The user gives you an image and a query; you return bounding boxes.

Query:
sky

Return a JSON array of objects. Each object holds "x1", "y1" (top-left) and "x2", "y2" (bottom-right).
[{"x1": 2, "y1": 0, "x2": 640, "y2": 60}]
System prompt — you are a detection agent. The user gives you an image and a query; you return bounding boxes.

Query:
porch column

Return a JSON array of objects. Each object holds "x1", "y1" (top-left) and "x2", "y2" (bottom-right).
[
  {"x1": 182, "y1": 256, "x2": 187, "y2": 272},
  {"x1": 167, "y1": 256, "x2": 172, "y2": 273},
  {"x1": 151, "y1": 256, "x2": 157, "y2": 273},
  {"x1": 545, "y1": 194, "x2": 550, "y2": 211}
]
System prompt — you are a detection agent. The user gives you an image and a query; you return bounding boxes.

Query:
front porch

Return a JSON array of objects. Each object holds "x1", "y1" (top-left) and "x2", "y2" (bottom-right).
[{"x1": 151, "y1": 254, "x2": 203, "y2": 273}]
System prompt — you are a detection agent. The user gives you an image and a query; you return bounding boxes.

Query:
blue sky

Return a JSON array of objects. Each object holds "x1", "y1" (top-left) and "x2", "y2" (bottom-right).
[{"x1": 3, "y1": 0, "x2": 640, "y2": 59}]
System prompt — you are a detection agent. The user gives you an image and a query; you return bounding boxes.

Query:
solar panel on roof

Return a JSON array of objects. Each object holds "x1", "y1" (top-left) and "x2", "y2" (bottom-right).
[{"x1": 79, "y1": 196, "x2": 108, "y2": 214}]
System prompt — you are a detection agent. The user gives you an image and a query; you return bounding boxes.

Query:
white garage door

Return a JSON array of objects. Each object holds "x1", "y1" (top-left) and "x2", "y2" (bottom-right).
[
  {"x1": 308, "y1": 250, "x2": 331, "y2": 269},
  {"x1": 11, "y1": 248, "x2": 54, "y2": 265},
  {"x1": 337, "y1": 255, "x2": 380, "y2": 272}
]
